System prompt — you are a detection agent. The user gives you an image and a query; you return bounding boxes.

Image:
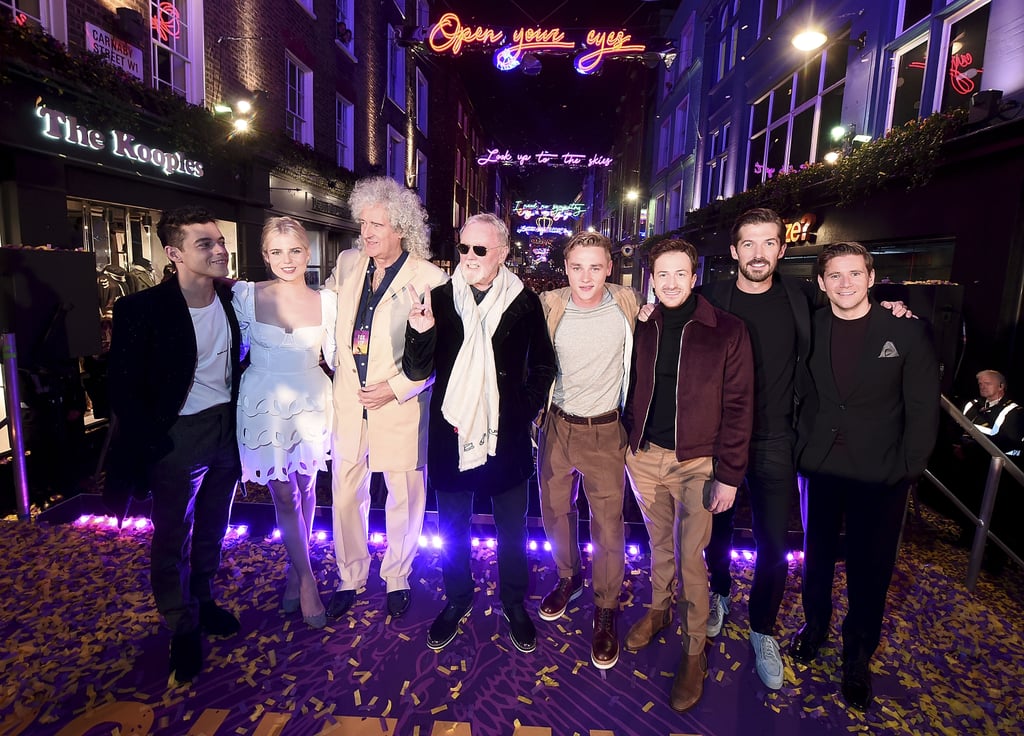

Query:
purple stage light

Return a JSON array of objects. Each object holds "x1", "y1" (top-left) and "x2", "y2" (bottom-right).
[
  {"x1": 471, "y1": 537, "x2": 480, "y2": 547},
  {"x1": 431, "y1": 535, "x2": 443, "y2": 549},
  {"x1": 370, "y1": 532, "x2": 384, "y2": 545},
  {"x1": 585, "y1": 543, "x2": 593, "y2": 554},
  {"x1": 315, "y1": 531, "x2": 327, "y2": 542},
  {"x1": 271, "y1": 529, "x2": 282, "y2": 540},
  {"x1": 627, "y1": 544, "x2": 640, "y2": 556},
  {"x1": 528, "y1": 540, "x2": 538, "y2": 551},
  {"x1": 730, "y1": 550, "x2": 740, "y2": 560},
  {"x1": 418, "y1": 535, "x2": 428, "y2": 547},
  {"x1": 486, "y1": 538, "x2": 496, "y2": 549},
  {"x1": 543, "y1": 541, "x2": 552, "y2": 552},
  {"x1": 742, "y1": 550, "x2": 754, "y2": 561}
]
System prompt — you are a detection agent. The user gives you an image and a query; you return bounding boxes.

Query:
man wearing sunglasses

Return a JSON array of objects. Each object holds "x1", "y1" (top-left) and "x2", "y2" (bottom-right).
[
  {"x1": 404, "y1": 213, "x2": 556, "y2": 654},
  {"x1": 535, "y1": 231, "x2": 641, "y2": 670}
]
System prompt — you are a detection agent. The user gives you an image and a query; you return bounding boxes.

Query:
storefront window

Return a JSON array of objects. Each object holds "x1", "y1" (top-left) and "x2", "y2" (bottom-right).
[
  {"x1": 747, "y1": 41, "x2": 848, "y2": 187},
  {"x1": 940, "y1": 1, "x2": 991, "y2": 114},
  {"x1": 773, "y1": 240, "x2": 955, "y2": 283},
  {"x1": 889, "y1": 39, "x2": 929, "y2": 129}
]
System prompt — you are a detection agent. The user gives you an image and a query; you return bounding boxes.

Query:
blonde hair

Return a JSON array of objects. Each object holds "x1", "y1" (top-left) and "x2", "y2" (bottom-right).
[
  {"x1": 349, "y1": 177, "x2": 431, "y2": 259},
  {"x1": 261, "y1": 216, "x2": 310, "y2": 255}
]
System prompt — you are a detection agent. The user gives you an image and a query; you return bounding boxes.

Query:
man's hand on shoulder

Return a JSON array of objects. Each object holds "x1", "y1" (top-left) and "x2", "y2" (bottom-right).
[
  {"x1": 638, "y1": 303, "x2": 655, "y2": 322},
  {"x1": 880, "y1": 300, "x2": 915, "y2": 319}
]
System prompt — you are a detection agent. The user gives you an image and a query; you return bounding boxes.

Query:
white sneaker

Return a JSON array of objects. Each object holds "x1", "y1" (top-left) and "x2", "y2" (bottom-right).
[
  {"x1": 750, "y1": 629, "x2": 784, "y2": 690},
  {"x1": 706, "y1": 593, "x2": 729, "y2": 637}
]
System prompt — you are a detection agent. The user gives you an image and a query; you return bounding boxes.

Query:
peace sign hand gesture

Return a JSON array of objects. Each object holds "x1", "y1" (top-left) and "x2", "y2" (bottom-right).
[{"x1": 407, "y1": 284, "x2": 434, "y2": 333}]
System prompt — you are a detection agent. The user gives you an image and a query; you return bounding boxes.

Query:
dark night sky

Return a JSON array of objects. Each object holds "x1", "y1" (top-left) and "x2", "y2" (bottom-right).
[{"x1": 427, "y1": 0, "x2": 672, "y2": 201}]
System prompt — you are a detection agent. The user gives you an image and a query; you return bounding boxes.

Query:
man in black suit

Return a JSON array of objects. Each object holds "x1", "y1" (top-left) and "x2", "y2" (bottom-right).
[
  {"x1": 698, "y1": 208, "x2": 814, "y2": 691},
  {"x1": 108, "y1": 206, "x2": 243, "y2": 684},
  {"x1": 792, "y1": 242, "x2": 939, "y2": 710}
]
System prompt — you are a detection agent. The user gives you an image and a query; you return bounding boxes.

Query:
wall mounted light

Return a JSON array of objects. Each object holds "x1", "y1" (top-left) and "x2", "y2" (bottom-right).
[{"x1": 792, "y1": 29, "x2": 866, "y2": 53}]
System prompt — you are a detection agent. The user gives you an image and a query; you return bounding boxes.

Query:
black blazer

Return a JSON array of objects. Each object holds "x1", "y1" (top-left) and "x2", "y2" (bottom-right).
[
  {"x1": 699, "y1": 274, "x2": 816, "y2": 426},
  {"x1": 796, "y1": 303, "x2": 939, "y2": 485},
  {"x1": 404, "y1": 281, "x2": 556, "y2": 494},
  {"x1": 107, "y1": 277, "x2": 242, "y2": 497}
]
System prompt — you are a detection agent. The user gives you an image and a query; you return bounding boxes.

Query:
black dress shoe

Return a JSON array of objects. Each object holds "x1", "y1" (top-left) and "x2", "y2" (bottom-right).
[
  {"x1": 326, "y1": 589, "x2": 357, "y2": 619},
  {"x1": 503, "y1": 604, "x2": 537, "y2": 653},
  {"x1": 387, "y1": 589, "x2": 411, "y2": 618},
  {"x1": 791, "y1": 625, "x2": 825, "y2": 664},
  {"x1": 427, "y1": 601, "x2": 472, "y2": 651},
  {"x1": 169, "y1": 628, "x2": 202, "y2": 684},
  {"x1": 199, "y1": 601, "x2": 240, "y2": 636},
  {"x1": 841, "y1": 660, "x2": 873, "y2": 710}
]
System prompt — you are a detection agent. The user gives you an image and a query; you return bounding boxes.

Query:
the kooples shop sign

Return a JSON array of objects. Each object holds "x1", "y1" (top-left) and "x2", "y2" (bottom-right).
[{"x1": 35, "y1": 105, "x2": 205, "y2": 178}]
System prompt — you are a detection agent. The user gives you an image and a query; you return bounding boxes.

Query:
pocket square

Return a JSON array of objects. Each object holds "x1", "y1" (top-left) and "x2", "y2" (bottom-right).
[{"x1": 878, "y1": 340, "x2": 900, "y2": 358}]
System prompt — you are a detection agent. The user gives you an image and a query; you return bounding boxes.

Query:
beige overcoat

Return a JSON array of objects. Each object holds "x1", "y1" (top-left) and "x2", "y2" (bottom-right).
[{"x1": 326, "y1": 248, "x2": 448, "y2": 471}]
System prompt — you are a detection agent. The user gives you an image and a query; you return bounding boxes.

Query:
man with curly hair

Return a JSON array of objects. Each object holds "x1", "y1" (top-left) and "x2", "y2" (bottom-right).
[{"x1": 324, "y1": 177, "x2": 448, "y2": 621}]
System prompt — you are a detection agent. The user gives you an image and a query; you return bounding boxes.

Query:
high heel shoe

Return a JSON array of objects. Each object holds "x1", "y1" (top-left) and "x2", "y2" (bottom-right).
[
  {"x1": 281, "y1": 597, "x2": 300, "y2": 614},
  {"x1": 303, "y1": 607, "x2": 327, "y2": 629}
]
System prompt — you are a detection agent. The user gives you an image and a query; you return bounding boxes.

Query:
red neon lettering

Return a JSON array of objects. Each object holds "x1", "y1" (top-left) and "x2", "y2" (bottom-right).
[
  {"x1": 428, "y1": 12, "x2": 504, "y2": 55},
  {"x1": 948, "y1": 52, "x2": 982, "y2": 96},
  {"x1": 151, "y1": 2, "x2": 181, "y2": 43}
]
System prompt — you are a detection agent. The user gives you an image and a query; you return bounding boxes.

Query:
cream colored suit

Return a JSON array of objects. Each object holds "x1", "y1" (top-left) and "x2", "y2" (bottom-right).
[{"x1": 326, "y1": 248, "x2": 448, "y2": 592}]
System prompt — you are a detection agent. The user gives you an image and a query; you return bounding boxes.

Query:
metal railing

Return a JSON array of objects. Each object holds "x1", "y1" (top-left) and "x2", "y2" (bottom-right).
[{"x1": 923, "y1": 395, "x2": 1023, "y2": 591}]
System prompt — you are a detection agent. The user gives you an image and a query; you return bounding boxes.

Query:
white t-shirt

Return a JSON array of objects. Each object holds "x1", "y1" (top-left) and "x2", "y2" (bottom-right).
[{"x1": 181, "y1": 298, "x2": 231, "y2": 415}]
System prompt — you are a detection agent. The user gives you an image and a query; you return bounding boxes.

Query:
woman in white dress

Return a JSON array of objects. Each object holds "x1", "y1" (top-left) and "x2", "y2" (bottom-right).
[{"x1": 232, "y1": 217, "x2": 336, "y2": 628}]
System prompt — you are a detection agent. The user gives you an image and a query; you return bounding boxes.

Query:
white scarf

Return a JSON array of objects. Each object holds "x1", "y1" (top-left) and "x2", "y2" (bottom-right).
[{"x1": 441, "y1": 265, "x2": 524, "y2": 472}]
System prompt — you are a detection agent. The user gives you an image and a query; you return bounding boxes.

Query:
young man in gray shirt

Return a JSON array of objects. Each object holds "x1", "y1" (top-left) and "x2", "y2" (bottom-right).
[{"x1": 536, "y1": 232, "x2": 641, "y2": 670}]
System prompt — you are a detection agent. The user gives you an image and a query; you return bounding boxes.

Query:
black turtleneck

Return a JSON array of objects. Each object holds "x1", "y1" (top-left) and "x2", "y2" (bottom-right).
[{"x1": 644, "y1": 294, "x2": 697, "y2": 449}]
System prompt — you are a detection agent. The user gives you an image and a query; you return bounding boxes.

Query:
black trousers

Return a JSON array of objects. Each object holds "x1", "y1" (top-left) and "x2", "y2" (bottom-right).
[
  {"x1": 802, "y1": 471, "x2": 908, "y2": 665},
  {"x1": 435, "y1": 481, "x2": 529, "y2": 609},
  {"x1": 705, "y1": 434, "x2": 797, "y2": 634},
  {"x1": 148, "y1": 403, "x2": 240, "y2": 634}
]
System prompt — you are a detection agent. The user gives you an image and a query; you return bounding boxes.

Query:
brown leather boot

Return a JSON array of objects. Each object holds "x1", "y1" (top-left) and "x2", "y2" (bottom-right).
[
  {"x1": 670, "y1": 651, "x2": 708, "y2": 713},
  {"x1": 624, "y1": 607, "x2": 672, "y2": 651}
]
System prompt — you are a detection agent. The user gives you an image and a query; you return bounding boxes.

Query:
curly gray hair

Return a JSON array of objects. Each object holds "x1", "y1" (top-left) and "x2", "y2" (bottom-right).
[{"x1": 349, "y1": 177, "x2": 431, "y2": 259}]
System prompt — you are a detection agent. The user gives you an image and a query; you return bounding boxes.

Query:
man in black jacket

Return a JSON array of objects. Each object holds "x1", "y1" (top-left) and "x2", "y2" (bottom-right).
[
  {"x1": 793, "y1": 242, "x2": 939, "y2": 710},
  {"x1": 108, "y1": 206, "x2": 242, "y2": 684},
  {"x1": 404, "y1": 213, "x2": 556, "y2": 654},
  {"x1": 698, "y1": 207, "x2": 814, "y2": 691}
]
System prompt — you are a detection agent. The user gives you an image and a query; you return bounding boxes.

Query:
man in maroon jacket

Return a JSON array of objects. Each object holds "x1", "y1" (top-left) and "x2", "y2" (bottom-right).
[{"x1": 622, "y1": 239, "x2": 754, "y2": 713}]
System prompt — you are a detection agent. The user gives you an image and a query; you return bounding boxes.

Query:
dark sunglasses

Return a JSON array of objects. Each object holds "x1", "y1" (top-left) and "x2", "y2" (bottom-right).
[{"x1": 456, "y1": 243, "x2": 495, "y2": 257}]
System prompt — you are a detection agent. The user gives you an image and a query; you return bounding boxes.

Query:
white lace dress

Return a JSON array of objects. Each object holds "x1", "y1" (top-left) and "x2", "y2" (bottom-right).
[{"x1": 231, "y1": 281, "x2": 337, "y2": 484}]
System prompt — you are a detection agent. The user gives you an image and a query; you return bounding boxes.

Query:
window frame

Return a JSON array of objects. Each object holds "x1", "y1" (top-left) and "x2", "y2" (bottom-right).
[
  {"x1": 335, "y1": 0, "x2": 355, "y2": 56},
  {"x1": 415, "y1": 68, "x2": 429, "y2": 135},
  {"x1": 386, "y1": 125, "x2": 406, "y2": 185},
  {"x1": 335, "y1": 94, "x2": 354, "y2": 169},
  {"x1": 285, "y1": 52, "x2": 314, "y2": 145},
  {"x1": 387, "y1": 25, "x2": 407, "y2": 110},
  {"x1": 746, "y1": 44, "x2": 848, "y2": 189}
]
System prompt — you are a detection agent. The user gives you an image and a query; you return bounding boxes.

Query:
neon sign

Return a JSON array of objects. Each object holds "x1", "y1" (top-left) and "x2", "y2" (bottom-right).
[
  {"x1": 36, "y1": 105, "x2": 205, "y2": 178},
  {"x1": 574, "y1": 30, "x2": 645, "y2": 76},
  {"x1": 428, "y1": 12, "x2": 650, "y2": 76},
  {"x1": 517, "y1": 224, "x2": 573, "y2": 237},
  {"x1": 783, "y1": 214, "x2": 817, "y2": 245},
  {"x1": 513, "y1": 201, "x2": 588, "y2": 221},
  {"x1": 477, "y1": 149, "x2": 613, "y2": 168},
  {"x1": 151, "y1": 1, "x2": 181, "y2": 44},
  {"x1": 948, "y1": 52, "x2": 982, "y2": 96}
]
